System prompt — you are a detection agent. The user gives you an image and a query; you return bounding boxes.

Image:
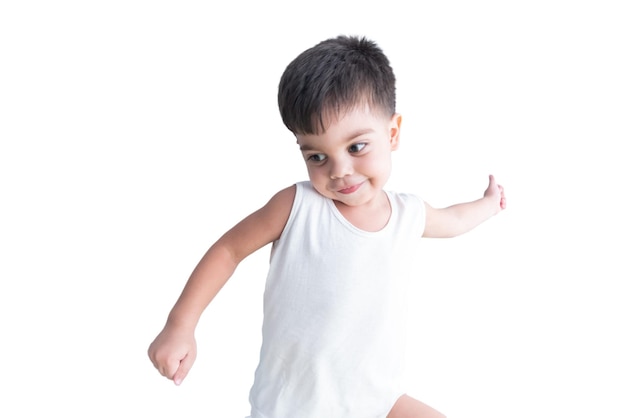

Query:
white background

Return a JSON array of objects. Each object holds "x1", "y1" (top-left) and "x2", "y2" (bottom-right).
[{"x1": 1, "y1": 1, "x2": 624, "y2": 417}]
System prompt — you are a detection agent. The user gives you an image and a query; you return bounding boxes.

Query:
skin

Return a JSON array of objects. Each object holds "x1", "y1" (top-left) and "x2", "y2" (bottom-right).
[
  {"x1": 148, "y1": 104, "x2": 506, "y2": 417},
  {"x1": 296, "y1": 105, "x2": 505, "y2": 235}
]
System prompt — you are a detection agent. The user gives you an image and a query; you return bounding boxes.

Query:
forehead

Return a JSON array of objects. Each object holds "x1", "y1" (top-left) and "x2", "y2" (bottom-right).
[
  {"x1": 296, "y1": 105, "x2": 391, "y2": 147},
  {"x1": 300, "y1": 97, "x2": 389, "y2": 134},
  {"x1": 320, "y1": 104, "x2": 389, "y2": 133}
]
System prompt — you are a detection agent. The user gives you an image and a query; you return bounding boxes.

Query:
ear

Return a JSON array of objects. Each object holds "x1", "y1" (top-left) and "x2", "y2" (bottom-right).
[{"x1": 389, "y1": 113, "x2": 402, "y2": 150}]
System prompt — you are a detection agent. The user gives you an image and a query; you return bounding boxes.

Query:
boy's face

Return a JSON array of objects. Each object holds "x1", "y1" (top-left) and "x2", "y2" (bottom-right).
[{"x1": 295, "y1": 105, "x2": 401, "y2": 208}]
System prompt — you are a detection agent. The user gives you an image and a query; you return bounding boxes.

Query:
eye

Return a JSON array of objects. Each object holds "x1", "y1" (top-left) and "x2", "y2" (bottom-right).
[
  {"x1": 307, "y1": 153, "x2": 327, "y2": 163},
  {"x1": 348, "y1": 142, "x2": 366, "y2": 153}
]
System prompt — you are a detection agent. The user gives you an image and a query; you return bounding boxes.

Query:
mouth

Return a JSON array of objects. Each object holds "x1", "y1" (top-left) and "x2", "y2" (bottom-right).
[{"x1": 337, "y1": 182, "x2": 363, "y2": 194}]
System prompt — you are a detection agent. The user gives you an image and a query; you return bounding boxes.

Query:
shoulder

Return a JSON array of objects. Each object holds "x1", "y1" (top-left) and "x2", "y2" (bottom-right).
[
  {"x1": 275, "y1": 181, "x2": 326, "y2": 209},
  {"x1": 264, "y1": 184, "x2": 297, "y2": 214},
  {"x1": 263, "y1": 181, "x2": 324, "y2": 224},
  {"x1": 386, "y1": 189, "x2": 427, "y2": 234},
  {"x1": 387, "y1": 190, "x2": 425, "y2": 213},
  {"x1": 220, "y1": 184, "x2": 298, "y2": 261}
]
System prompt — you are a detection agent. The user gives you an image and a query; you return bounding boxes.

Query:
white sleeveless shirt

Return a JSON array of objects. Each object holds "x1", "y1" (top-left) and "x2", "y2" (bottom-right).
[{"x1": 248, "y1": 181, "x2": 426, "y2": 418}]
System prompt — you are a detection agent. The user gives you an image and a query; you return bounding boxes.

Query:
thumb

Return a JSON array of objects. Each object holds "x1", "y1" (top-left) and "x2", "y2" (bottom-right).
[
  {"x1": 173, "y1": 351, "x2": 196, "y2": 385},
  {"x1": 484, "y1": 174, "x2": 496, "y2": 196},
  {"x1": 488, "y1": 174, "x2": 501, "y2": 194}
]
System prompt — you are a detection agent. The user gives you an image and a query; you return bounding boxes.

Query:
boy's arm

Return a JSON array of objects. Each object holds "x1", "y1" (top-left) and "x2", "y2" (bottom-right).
[
  {"x1": 423, "y1": 175, "x2": 506, "y2": 238},
  {"x1": 148, "y1": 185, "x2": 296, "y2": 385}
]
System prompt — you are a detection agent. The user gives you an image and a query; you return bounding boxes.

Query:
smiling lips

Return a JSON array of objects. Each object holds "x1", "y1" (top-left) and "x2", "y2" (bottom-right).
[{"x1": 337, "y1": 182, "x2": 362, "y2": 194}]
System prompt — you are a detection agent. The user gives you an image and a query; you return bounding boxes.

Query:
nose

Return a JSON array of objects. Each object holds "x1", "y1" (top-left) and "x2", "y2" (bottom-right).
[{"x1": 329, "y1": 157, "x2": 353, "y2": 180}]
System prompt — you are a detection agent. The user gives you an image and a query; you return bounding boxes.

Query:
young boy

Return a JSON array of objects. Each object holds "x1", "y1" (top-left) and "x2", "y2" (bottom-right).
[{"x1": 148, "y1": 35, "x2": 506, "y2": 418}]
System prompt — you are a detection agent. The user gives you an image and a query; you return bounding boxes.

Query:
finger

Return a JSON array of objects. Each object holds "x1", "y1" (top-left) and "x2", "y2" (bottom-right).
[
  {"x1": 147, "y1": 343, "x2": 166, "y2": 372},
  {"x1": 497, "y1": 185, "x2": 505, "y2": 208},
  {"x1": 161, "y1": 358, "x2": 182, "y2": 380},
  {"x1": 173, "y1": 352, "x2": 196, "y2": 385}
]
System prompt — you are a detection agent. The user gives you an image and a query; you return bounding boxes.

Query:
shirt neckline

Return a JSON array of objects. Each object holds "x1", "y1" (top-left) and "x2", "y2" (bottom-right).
[{"x1": 325, "y1": 190, "x2": 396, "y2": 236}]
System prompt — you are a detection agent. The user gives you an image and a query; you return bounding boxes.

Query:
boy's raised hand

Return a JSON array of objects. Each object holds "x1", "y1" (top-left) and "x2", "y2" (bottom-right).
[
  {"x1": 148, "y1": 325, "x2": 197, "y2": 385},
  {"x1": 484, "y1": 174, "x2": 507, "y2": 212}
]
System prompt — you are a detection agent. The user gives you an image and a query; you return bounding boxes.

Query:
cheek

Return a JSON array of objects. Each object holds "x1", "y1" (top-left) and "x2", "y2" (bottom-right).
[
  {"x1": 306, "y1": 165, "x2": 325, "y2": 182},
  {"x1": 361, "y1": 153, "x2": 391, "y2": 174}
]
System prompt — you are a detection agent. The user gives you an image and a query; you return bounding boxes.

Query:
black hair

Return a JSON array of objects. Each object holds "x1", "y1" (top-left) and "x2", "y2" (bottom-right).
[{"x1": 277, "y1": 35, "x2": 396, "y2": 135}]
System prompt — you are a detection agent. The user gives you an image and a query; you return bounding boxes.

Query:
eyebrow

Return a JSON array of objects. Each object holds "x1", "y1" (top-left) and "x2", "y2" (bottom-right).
[{"x1": 299, "y1": 128, "x2": 375, "y2": 151}]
